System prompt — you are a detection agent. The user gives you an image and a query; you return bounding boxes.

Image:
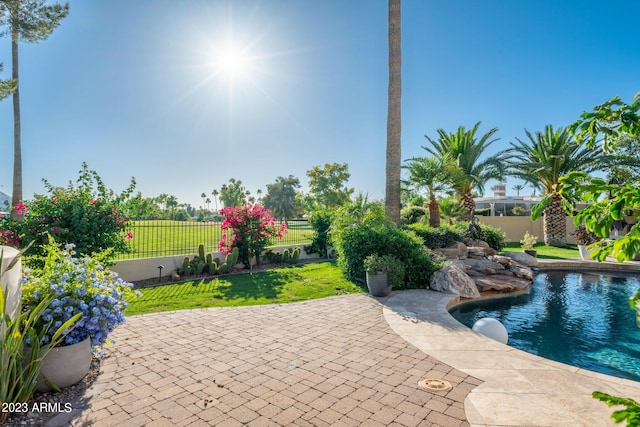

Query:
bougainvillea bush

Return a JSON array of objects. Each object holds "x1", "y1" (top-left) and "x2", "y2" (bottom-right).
[
  {"x1": 218, "y1": 203, "x2": 287, "y2": 267},
  {"x1": 21, "y1": 241, "x2": 139, "y2": 354},
  {"x1": 0, "y1": 163, "x2": 136, "y2": 266}
]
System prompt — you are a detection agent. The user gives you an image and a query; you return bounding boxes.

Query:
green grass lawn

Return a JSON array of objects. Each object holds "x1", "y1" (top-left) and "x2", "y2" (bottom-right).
[
  {"x1": 126, "y1": 261, "x2": 364, "y2": 316},
  {"x1": 122, "y1": 219, "x2": 314, "y2": 259},
  {"x1": 503, "y1": 242, "x2": 580, "y2": 260}
]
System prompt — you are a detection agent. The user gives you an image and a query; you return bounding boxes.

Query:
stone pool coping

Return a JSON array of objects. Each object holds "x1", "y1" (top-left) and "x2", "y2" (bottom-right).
[{"x1": 383, "y1": 258, "x2": 640, "y2": 426}]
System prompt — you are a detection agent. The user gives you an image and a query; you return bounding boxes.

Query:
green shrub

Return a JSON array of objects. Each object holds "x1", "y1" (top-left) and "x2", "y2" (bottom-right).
[
  {"x1": 336, "y1": 224, "x2": 443, "y2": 289},
  {"x1": 400, "y1": 206, "x2": 427, "y2": 225},
  {"x1": 406, "y1": 223, "x2": 464, "y2": 249},
  {"x1": 308, "y1": 209, "x2": 332, "y2": 258},
  {"x1": 0, "y1": 163, "x2": 135, "y2": 267},
  {"x1": 452, "y1": 221, "x2": 506, "y2": 251}
]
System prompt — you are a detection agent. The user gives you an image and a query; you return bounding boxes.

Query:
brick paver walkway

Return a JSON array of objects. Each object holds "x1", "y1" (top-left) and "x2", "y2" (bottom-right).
[{"x1": 63, "y1": 294, "x2": 479, "y2": 426}]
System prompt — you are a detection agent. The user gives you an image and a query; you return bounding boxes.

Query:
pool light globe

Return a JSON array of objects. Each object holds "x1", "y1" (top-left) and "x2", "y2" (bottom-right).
[{"x1": 472, "y1": 318, "x2": 508, "y2": 344}]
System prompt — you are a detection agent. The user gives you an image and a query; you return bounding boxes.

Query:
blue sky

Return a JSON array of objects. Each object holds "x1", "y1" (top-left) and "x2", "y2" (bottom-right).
[{"x1": 0, "y1": 1, "x2": 639, "y2": 208}]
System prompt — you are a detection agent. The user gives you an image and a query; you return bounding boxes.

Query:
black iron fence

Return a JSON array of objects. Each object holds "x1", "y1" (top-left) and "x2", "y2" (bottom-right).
[{"x1": 117, "y1": 219, "x2": 314, "y2": 260}]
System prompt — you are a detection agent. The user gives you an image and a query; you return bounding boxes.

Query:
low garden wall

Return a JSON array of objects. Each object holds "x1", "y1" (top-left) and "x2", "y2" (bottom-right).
[
  {"x1": 477, "y1": 216, "x2": 579, "y2": 245},
  {"x1": 112, "y1": 245, "x2": 323, "y2": 282}
]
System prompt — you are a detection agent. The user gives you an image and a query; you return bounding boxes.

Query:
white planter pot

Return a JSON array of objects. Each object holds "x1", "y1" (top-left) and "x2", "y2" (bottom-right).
[
  {"x1": 578, "y1": 245, "x2": 593, "y2": 260},
  {"x1": 36, "y1": 337, "x2": 92, "y2": 392}
]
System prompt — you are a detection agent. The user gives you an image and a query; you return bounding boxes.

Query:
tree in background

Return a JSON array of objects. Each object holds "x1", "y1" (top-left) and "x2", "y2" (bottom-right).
[
  {"x1": 385, "y1": 0, "x2": 402, "y2": 224},
  {"x1": 306, "y1": 163, "x2": 353, "y2": 209},
  {"x1": 403, "y1": 154, "x2": 456, "y2": 227},
  {"x1": 0, "y1": 0, "x2": 69, "y2": 219},
  {"x1": 422, "y1": 122, "x2": 506, "y2": 221},
  {"x1": 218, "y1": 178, "x2": 248, "y2": 208},
  {"x1": 512, "y1": 183, "x2": 527, "y2": 196},
  {"x1": 507, "y1": 125, "x2": 620, "y2": 247},
  {"x1": 262, "y1": 175, "x2": 301, "y2": 223}
]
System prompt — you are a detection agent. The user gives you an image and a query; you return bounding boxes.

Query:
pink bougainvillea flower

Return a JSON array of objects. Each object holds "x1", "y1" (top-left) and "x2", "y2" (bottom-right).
[
  {"x1": 15, "y1": 202, "x2": 28, "y2": 215},
  {"x1": 126, "y1": 231, "x2": 134, "y2": 239}
]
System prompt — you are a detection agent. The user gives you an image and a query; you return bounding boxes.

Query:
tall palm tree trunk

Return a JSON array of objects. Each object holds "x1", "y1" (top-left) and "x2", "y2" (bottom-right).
[
  {"x1": 460, "y1": 190, "x2": 476, "y2": 222},
  {"x1": 427, "y1": 193, "x2": 440, "y2": 227},
  {"x1": 10, "y1": 31, "x2": 22, "y2": 220},
  {"x1": 385, "y1": 0, "x2": 401, "y2": 224},
  {"x1": 543, "y1": 192, "x2": 566, "y2": 247}
]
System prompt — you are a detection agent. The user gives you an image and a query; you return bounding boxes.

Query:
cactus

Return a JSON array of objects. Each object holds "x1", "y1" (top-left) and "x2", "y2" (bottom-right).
[
  {"x1": 217, "y1": 262, "x2": 229, "y2": 274},
  {"x1": 182, "y1": 257, "x2": 191, "y2": 276},
  {"x1": 291, "y1": 247, "x2": 301, "y2": 263},
  {"x1": 198, "y1": 244, "x2": 205, "y2": 260},
  {"x1": 195, "y1": 261, "x2": 205, "y2": 275},
  {"x1": 225, "y1": 247, "x2": 239, "y2": 270},
  {"x1": 205, "y1": 254, "x2": 214, "y2": 273},
  {"x1": 184, "y1": 264, "x2": 192, "y2": 276},
  {"x1": 283, "y1": 249, "x2": 291, "y2": 264},
  {"x1": 210, "y1": 261, "x2": 219, "y2": 274}
]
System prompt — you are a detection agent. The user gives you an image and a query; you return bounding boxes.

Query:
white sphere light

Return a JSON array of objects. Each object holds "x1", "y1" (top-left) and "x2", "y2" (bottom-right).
[{"x1": 472, "y1": 318, "x2": 508, "y2": 344}]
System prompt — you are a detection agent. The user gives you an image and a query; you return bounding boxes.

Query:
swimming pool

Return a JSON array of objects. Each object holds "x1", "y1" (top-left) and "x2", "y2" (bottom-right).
[{"x1": 449, "y1": 271, "x2": 640, "y2": 382}]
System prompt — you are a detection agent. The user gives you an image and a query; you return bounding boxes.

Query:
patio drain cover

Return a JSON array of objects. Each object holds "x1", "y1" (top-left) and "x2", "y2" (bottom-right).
[{"x1": 418, "y1": 378, "x2": 452, "y2": 392}]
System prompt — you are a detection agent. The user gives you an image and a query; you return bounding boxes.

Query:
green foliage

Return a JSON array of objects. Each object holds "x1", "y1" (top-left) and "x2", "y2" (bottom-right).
[
  {"x1": 511, "y1": 206, "x2": 526, "y2": 216},
  {"x1": 561, "y1": 171, "x2": 640, "y2": 262},
  {"x1": 218, "y1": 178, "x2": 248, "y2": 208},
  {"x1": 0, "y1": 247, "x2": 80, "y2": 421},
  {"x1": 519, "y1": 231, "x2": 538, "y2": 251},
  {"x1": 335, "y1": 223, "x2": 443, "y2": 289},
  {"x1": 406, "y1": 223, "x2": 464, "y2": 249},
  {"x1": 451, "y1": 221, "x2": 506, "y2": 251},
  {"x1": 592, "y1": 391, "x2": 640, "y2": 426},
  {"x1": 400, "y1": 206, "x2": 427, "y2": 225},
  {"x1": 262, "y1": 175, "x2": 302, "y2": 222},
  {"x1": 422, "y1": 122, "x2": 507, "y2": 197},
  {"x1": 330, "y1": 196, "x2": 393, "y2": 246},
  {"x1": 0, "y1": 163, "x2": 135, "y2": 266},
  {"x1": 570, "y1": 94, "x2": 640, "y2": 150},
  {"x1": 306, "y1": 163, "x2": 354, "y2": 208},
  {"x1": 308, "y1": 209, "x2": 332, "y2": 258},
  {"x1": 363, "y1": 254, "x2": 405, "y2": 288}
]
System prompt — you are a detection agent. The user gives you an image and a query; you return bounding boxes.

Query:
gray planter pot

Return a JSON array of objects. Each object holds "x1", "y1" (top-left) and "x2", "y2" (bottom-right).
[
  {"x1": 366, "y1": 271, "x2": 392, "y2": 297},
  {"x1": 36, "y1": 337, "x2": 92, "y2": 392}
]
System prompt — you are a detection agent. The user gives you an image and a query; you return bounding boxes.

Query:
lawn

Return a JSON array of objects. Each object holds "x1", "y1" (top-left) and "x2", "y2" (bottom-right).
[
  {"x1": 121, "y1": 219, "x2": 314, "y2": 259},
  {"x1": 126, "y1": 261, "x2": 364, "y2": 316},
  {"x1": 503, "y1": 242, "x2": 580, "y2": 260}
]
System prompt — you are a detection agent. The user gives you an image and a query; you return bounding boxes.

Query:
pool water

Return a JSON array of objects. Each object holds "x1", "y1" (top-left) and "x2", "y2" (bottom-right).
[{"x1": 449, "y1": 271, "x2": 640, "y2": 382}]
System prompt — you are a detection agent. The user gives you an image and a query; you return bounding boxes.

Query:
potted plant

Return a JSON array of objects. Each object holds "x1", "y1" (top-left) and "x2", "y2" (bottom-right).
[
  {"x1": 363, "y1": 254, "x2": 405, "y2": 297},
  {"x1": 572, "y1": 225, "x2": 600, "y2": 260},
  {"x1": 21, "y1": 240, "x2": 139, "y2": 391},
  {"x1": 520, "y1": 231, "x2": 538, "y2": 257}
]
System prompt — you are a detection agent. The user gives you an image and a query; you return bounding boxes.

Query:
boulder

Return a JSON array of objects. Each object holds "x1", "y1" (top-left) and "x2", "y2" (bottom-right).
[
  {"x1": 502, "y1": 251, "x2": 539, "y2": 267},
  {"x1": 430, "y1": 264, "x2": 480, "y2": 299},
  {"x1": 433, "y1": 242, "x2": 468, "y2": 260},
  {"x1": 474, "y1": 275, "x2": 532, "y2": 293}
]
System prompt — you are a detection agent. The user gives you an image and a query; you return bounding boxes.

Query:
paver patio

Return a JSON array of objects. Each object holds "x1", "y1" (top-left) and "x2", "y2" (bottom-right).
[{"x1": 53, "y1": 294, "x2": 479, "y2": 426}]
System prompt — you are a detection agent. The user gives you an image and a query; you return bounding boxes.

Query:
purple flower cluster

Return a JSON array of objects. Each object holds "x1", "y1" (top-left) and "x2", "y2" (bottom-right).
[{"x1": 21, "y1": 243, "x2": 140, "y2": 354}]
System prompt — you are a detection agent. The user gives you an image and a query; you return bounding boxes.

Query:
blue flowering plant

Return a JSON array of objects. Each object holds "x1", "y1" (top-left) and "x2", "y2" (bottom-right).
[{"x1": 21, "y1": 240, "x2": 139, "y2": 354}]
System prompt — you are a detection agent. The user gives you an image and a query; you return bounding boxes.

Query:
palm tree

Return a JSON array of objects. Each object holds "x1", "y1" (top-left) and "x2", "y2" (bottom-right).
[
  {"x1": 506, "y1": 125, "x2": 619, "y2": 247},
  {"x1": 0, "y1": 0, "x2": 69, "y2": 219},
  {"x1": 512, "y1": 183, "x2": 527, "y2": 196},
  {"x1": 211, "y1": 189, "x2": 219, "y2": 212},
  {"x1": 385, "y1": 0, "x2": 401, "y2": 224},
  {"x1": 403, "y1": 154, "x2": 455, "y2": 227},
  {"x1": 422, "y1": 122, "x2": 506, "y2": 221}
]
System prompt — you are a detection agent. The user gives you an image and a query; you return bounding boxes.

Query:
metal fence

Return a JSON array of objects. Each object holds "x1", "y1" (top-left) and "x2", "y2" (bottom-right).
[{"x1": 117, "y1": 219, "x2": 314, "y2": 260}]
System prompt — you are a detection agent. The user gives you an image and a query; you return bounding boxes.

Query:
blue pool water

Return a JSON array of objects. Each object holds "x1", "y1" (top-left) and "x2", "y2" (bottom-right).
[{"x1": 449, "y1": 271, "x2": 640, "y2": 382}]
